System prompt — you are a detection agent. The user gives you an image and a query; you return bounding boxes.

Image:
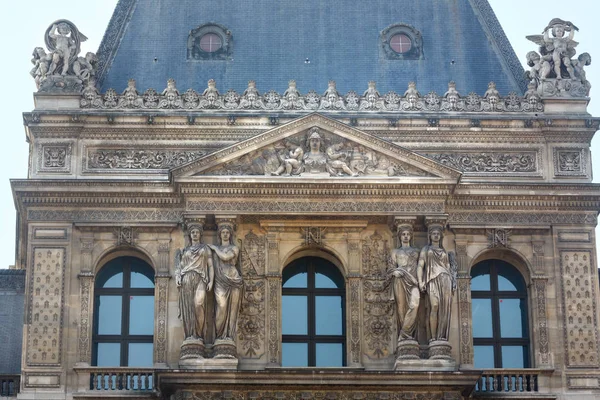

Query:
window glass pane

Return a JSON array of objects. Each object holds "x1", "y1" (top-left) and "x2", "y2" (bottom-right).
[
  {"x1": 282, "y1": 295, "x2": 307, "y2": 334},
  {"x1": 315, "y1": 296, "x2": 343, "y2": 335},
  {"x1": 502, "y1": 346, "x2": 527, "y2": 368},
  {"x1": 97, "y1": 296, "x2": 122, "y2": 334},
  {"x1": 472, "y1": 299, "x2": 493, "y2": 338},
  {"x1": 128, "y1": 343, "x2": 154, "y2": 367},
  {"x1": 471, "y1": 274, "x2": 490, "y2": 291},
  {"x1": 283, "y1": 264, "x2": 307, "y2": 288},
  {"x1": 497, "y1": 265, "x2": 526, "y2": 291},
  {"x1": 131, "y1": 269, "x2": 154, "y2": 288},
  {"x1": 315, "y1": 265, "x2": 343, "y2": 288},
  {"x1": 129, "y1": 296, "x2": 155, "y2": 335},
  {"x1": 471, "y1": 263, "x2": 491, "y2": 291},
  {"x1": 282, "y1": 343, "x2": 308, "y2": 367},
  {"x1": 102, "y1": 271, "x2": 123, "y2": 288},
  {"x1": 499, "y1": 299, "x2": 527, "y2": 338},
  {"x1": 96, "y1": 343, "x2": 121, "y2": 366},
  {"x1": 473, "y1": 345, "x2": 495, "y2": 368},
  {"x1": 316, "y1": 343, "x2": 343, "y2": 367}
]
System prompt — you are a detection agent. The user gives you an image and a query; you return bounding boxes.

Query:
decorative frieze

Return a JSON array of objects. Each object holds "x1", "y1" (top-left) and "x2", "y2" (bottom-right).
[
  {"x1": 449, "y1": 211, "x2": 597, "y2": 226},
  {"x1": 424, "y1": 151, "x2": 537, "y2": 175},
  {"x1": 27, "y1": 248, "x2": 65, "y2": 366},
  {"x1": 172, "y1": 390, "x2": 463, "y2": 400},
  {"x1": 27, "y1": 209, "x2": 183, "y2": 222},
  {"x1": 559, "y1": 251, "x2": 599, "y2": 368},
  {"x1": 81, "y1": 78, "x2": 544, "y2": 113},
  {"x1": 85, "y1": 148, "x2": 209, "y2": 171}
]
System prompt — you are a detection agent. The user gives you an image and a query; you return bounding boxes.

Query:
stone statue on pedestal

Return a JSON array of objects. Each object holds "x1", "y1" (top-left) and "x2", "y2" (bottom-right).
[
  {"x1": 175, "y1": 223, "x2": 214, "y2": 361},
  {"x1": 208, "y1": 220, "x2": 243, "y2": 359},
  {"x1": 30, "y1": 20, "x2": 96, "y2": 93},
  {"x1": 388, "y1": 223, "x2": 422, "y2": 360},
  {"x1": 419, "y1": 224, "x2": 457, "y2": 360}
]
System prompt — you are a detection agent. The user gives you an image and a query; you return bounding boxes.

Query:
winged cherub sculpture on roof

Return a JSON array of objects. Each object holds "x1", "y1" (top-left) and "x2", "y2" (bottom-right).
[{"x1": 526, "y1": 18, "x2": 591, "y2": 97}]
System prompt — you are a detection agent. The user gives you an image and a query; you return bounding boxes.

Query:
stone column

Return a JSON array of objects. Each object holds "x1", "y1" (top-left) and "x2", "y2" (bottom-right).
[
  {"x1": 454, "y1": 238, "x2": 473, "y2": 368},
  {"x1": 154, "y1": 237, "x2": 171, "y2": 367},
  {"x1": 77, "y1": 235, "x2": 94, "y2": 366},
  {"x1": 265, "y1": 231, "x2": 281, "y2": 366}
]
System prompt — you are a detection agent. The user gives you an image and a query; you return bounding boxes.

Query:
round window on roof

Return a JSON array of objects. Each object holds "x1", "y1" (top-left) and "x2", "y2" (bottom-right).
[
  {"x1": 389, "y1": 34, "x2": 412, "y2": 54},
  {"x1": 199, "y1": 33, "x2": 223, "y2": 53}
]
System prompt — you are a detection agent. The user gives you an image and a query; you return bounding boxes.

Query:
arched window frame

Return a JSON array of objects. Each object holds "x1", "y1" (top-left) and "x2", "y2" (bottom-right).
[
  {"x1": 281, "y1": 256, "x2": 346, "y2": 367},
  {"x1": 92, "y1": 256, "x2": 155, "y2": 367},
  {"x1": 187, "y1": 23, "x2": 232, "y2": 61},
  {"x1": 470, "y1": 259, "x2": 532, "y2": 369},
  {"x1": 380, "y1": 23, "x2": 424, "y2": 60}
]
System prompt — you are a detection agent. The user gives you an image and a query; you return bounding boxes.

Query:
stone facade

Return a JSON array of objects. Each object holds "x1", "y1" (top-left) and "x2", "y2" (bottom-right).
[{"x1": 6, "y1": 9, "x2": 600, "y2": 400}]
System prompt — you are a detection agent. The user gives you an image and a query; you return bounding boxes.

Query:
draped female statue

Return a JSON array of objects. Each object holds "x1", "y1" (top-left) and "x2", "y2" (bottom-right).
[
  {"x1": 208, "y1": 222, "x2": 243, "y2": 343},
  {"x1": 175, "y1": 224, "x2": 214, "y2": 344},
  {"x1": 418, "y1": 225, "x2": 457, "y2": 342},
  {"x1": 388, "y1": 224, "x2": 421, "y2": 342}
]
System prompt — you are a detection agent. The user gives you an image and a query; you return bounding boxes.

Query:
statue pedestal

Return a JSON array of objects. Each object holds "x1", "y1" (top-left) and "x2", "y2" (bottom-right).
[
  {"x1": 395, "y1": 339, "x2": 420, "y2": 360},
  {"x1": 179, "y1": 357, "x2": 239, "y2": 370},
  {"x1": 428, "y1": 340, "x2": 454, "y2": 360},
  {"x1": 394, "y1": 358, "x2": 456, "y2": 371},
  {"x1": 179, "y1": 339, "x2": 205, "y2": 368},
  {"x1": 213, "y1": 339, "x2": 238, "y2": 359}
]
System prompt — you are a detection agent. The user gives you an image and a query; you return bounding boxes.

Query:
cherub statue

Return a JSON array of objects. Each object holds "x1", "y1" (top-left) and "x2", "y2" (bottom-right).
[
  {"x1": 46, "y1": 21, "x2": 87, "y2": 76},
  {"x1": 572, "y1": 52, "x2": 592, "y2": 94},
  {"x1": 30, "y1": 47, "x2": 52, "y2": 88},
  {"x1": 527, "y1": 18, "x2": 578, "y2": 79},
  {"x1": 117, "y1": 79, "x2": 142, "y2": 108},
  {"x1": 525, "y1": 51, "x2": 552, "y2": 82},
  {"x1": 443, "y1": 81, "x2": 460, "y2": 110},
  {"x1": 271, "y1": 143, "x2": 304, "y2": 176},
  {"x1": 159, "y1": 79, "x2": 182, "y2": 108},
  {"x1": 73, "y1": 52, "x2": 97, "y2": 81},
  {"x1": 326, "y1": 142, "x2": 358, "y2": 177}
]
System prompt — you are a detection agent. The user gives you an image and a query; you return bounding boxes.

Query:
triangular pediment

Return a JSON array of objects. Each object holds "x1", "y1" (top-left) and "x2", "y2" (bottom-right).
[{"x1": 172, "y1": 114, "x2": 461, "y2": 182}]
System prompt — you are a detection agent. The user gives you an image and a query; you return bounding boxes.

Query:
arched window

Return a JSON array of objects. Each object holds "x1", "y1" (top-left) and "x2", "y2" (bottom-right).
[
  {"x1": 92, "y1": 257, "x2": 155, "y2": 366},
  {"x1": 281, "y1": 257, "x2": 345, "y2": 367},
  {"x1": 471, "y1": 259, "x2": 530, "y2": 368}
]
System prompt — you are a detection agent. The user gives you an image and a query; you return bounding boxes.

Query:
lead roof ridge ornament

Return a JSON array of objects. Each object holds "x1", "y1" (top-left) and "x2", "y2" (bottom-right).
[{"x1": 79, "y1": 79, "x2": 545, "y2": 113}]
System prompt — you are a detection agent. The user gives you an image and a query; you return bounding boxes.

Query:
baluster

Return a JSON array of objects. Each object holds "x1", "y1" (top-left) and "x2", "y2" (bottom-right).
[{"x1": 533, "y1": 374, "x2": 539, "y2": 391}]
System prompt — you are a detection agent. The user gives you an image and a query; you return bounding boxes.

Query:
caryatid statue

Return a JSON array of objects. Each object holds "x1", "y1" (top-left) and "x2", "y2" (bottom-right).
[
  {"x1": 388, "y1": 222, "x2": 422, "y2": 342},
  {"x1": 207, "y1": 218, "x2": 243, "y2": 357},
  {"x1": 418, "y1": 223, "x2": 457, "y2": 345},
  {"x1": 175, "y1": 221, "x2": 214, "y2": 360}
]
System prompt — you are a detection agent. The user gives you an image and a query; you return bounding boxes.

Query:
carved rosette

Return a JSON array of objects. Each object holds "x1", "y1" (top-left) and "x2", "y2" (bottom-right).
[{"x1": 363, "y1": 278, "x2": 394, "y2": 359}]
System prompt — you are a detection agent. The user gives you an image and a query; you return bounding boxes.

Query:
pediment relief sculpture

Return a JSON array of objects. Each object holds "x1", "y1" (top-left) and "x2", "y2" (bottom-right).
[{"x1": 197, "y1": 127, "x2": 434, "y2": 178}]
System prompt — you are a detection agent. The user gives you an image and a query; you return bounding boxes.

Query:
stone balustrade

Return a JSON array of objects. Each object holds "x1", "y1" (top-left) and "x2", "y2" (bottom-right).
[{"x1": 474, "y1": 369, "x2": 546, "y2": 394}]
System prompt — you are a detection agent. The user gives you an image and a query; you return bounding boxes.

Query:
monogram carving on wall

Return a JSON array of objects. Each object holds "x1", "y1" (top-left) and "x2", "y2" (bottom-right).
[
  {"x1": 238, "y1": 231, "x2": 266, "y2": 358},
  {"x1": 81, "y1": 78, "x2": 544, "y2": 113},
  {"x1": 424, "y1": 152, "x2": 537, "y2": 174},
  {"x1": 87, "y1": 149, "x2": 209, "y2": 170},
  {"x1": 487, "y1": 228, "x2": 511, "y2": 248},
  {"x1": 302, "y1": 227, "x2": 326, "y2": 246},
  {"x1": 38, "y1": 143, "x2": 72, "y2": 173},
  {"x1": 560, "y1": 251, "x2": 599, "y2": 367},
  {"x1": 114, "y1": 226, "x2": 136, "y2": 246},
  {"x1": 554, "y1": 148, "x2": 586, "y2": 176},
  {"x1": 27, "y1": 248, "x2": 65, "y2": 366}
]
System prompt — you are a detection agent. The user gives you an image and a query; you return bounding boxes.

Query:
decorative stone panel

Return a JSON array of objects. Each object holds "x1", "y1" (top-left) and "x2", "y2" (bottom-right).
[
  {"x1": 559, "y1": 250, "x2": 599, "y2": 368},
  {"x1": 554, "y1": 148, "x2": 587, "y2": 177},
  {"x1": 83, "y1": 146, "x2": 211, "y2": 173},
  {"x1": 267, "y1": 276, "x2": 280, "y2": 366},
  {"x1": 533, "y1": 278, "x2": 551, "y2": 366},
  {"x1": 27, "y1": 248, "x2": 65, "y2": 366},
  {"x1": 37, "y1": 142, "x2": 72, "y2": 173},
  {"x1": 457, "y1": 275, "x2": 473, "y2": 366},
  {"x1": 423, "y1": 151, "x2": 540, "y2": 176}
]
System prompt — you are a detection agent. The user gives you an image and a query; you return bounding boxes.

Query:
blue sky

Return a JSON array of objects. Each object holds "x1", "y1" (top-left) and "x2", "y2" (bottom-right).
[{"x1": 1, "y1": 0, "x2": 599, "y2": 268}]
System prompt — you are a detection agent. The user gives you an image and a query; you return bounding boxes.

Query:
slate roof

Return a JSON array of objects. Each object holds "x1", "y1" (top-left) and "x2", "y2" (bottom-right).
[{"x1": 96, "y1": 0, "x2": 527, "y2": 96}]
